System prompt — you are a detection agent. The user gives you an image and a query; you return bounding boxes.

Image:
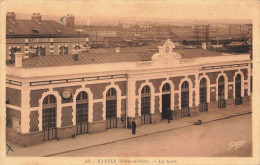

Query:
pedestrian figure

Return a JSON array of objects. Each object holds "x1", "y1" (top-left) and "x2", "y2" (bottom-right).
[{"x1": 132, "y1": 120, "x2": 136, "y2": 135}]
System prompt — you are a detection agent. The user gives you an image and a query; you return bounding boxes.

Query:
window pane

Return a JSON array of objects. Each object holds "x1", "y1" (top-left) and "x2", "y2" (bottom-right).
[
  {"x1": 76, "y1": 103, "x2": 88, "y2": 124},
  {"x1": 142, "y1": 85, "x2": 150, "y2": 94},
  {"x1": 42, "y1": 107, "x2": 56, "y2": 130},
  {"x1": 141, "y1": 96, "x2": 150, "y2": 114},
  {"x1": 181, "y1": 91, "x2": 189, "y2": 108},
  {"x1": 106, "y1": 100, "x2": 116, "y2": 118},
  {"x1": 163, "y1": 83, "x2": 170, "y2": 92},
  {"x1": 219, "y1": 76, "x2": 224, "y2": 83}
]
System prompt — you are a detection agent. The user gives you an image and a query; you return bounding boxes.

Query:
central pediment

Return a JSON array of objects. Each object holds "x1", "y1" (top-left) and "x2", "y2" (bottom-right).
[{"x1": 152, "y1": 39, "x2": 181, "y2": 63}]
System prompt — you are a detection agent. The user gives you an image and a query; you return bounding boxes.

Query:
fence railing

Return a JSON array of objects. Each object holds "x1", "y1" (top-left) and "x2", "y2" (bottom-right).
[
  {"x1": 218, "y1": 99, "x2": 226, "y2": 109},
  {"x1": 199, "y1": 102, "x2": 208, "y2": 112},
  {"x1": 235, "y1": 97, "x2": 243, "y2": 105}
]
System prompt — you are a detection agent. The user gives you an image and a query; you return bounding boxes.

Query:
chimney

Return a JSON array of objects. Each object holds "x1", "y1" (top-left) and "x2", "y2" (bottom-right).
[
  {"x1": 66, "y1": 14, "x2": 74, "y2": 28},
  {"x1": 7, "y1": 12, "x2": 16, "y2": 23},
  {"x1": 31, "y1": 13, "x2": 42, "y2": 23},
  {"x1": 15, "y1": 52, "x2": 23, "y2": 67},
  {"x1": 116, "y1": 46, "x2": 120, "y2": 53},
  {"x1": 202, "y1": 42, "x2": 207, "y2": 49}
]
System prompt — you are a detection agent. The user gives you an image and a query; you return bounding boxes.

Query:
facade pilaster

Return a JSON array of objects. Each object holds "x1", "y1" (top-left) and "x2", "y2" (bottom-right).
[
  {"x1": 127, "y1": 76, "x2": 136, "y2": 117},
  {"x1": 20, "y1": 83, "x2": 30, "y2": 133},
  {"x1": 195, "y1": 74, "x2": 200, "y2": 106}
]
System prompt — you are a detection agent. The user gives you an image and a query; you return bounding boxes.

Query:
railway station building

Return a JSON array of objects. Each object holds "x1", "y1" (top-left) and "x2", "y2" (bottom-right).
[{"x1": 6, "y1": 39, "x2": 252, "y2": 146}]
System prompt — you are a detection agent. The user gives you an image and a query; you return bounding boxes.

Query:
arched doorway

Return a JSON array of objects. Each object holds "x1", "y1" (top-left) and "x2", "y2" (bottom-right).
[
  {"x1": 141, "y1": 85, "x2": 152, "y2": 125},
  {"x1": 235, "y1": 74, "x2": 242, "y2": 105},
  {"x1": 199, "y1": 78, "x2": 208, "y2": 112},
  {"x1": 181, "y1": 81, "x2": 190, "y2": 117},
  {"x1": 76, "y1": 91, "x2": 89, "y2": 135},
  {"x1": 42, "y1": 95, "x2": 57, "y2": 141},
  {"x1": 218, "y1": 76, "x2": 226, "y2": 108},
  {"x1": 162, "y1": 83, "x2": 171, "y2": 119},
  {"x1": 106, "y1": 88, "x2": 117, "y2": 129}
]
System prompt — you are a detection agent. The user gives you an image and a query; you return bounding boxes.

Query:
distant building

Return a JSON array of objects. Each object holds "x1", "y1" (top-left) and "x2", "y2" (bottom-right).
[
  {"x1": 224, "y1": 42, "x2": 251, "y2": 53},
  {"x1": 6, "y1": 12, "x2": 89, "y2": 61},
  {"x1": 104, "y1": 36, "x2": 128, "y2": 47}
]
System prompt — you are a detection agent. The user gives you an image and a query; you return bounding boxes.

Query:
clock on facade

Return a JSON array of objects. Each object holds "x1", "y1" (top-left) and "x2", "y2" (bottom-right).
[{"x1": 62, "y1": 90, "x2": 71, "y2": 99}]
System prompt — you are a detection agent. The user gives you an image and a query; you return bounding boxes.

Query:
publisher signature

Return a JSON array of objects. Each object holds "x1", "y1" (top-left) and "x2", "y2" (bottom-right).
[{"x1": 228, "y1": 140, "x2": 245, "y2": 150}]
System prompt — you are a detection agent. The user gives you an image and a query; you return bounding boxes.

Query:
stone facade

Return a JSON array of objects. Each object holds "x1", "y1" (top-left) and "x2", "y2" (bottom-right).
[
  {"x1": 29, "y1": 111, "x2": 39, "y2": 132},
  {"x1": 61, "y1": 106, "x2": 73, "y2": 127},
  {"x1": 6, "y1": 108, "x2": 21, "y2": 129},
  {"x1": 115, "y1": 81, "x2": 126, "y2": 96},
  {"x1": 30, "y1": 88, "x2": 49, "y2": 107},
  {"x1": 93, "y1": 102, "x2": 103, "y2": 122},
  {"x1": 149, "y1": 78, "x2": 166, "y2": 93},
  {"x1": 86, "y1": 83, "x2": 111, "y2": 100},
  {"x1": 6, "y1": 87, "x2": 21, "y2": 107}
]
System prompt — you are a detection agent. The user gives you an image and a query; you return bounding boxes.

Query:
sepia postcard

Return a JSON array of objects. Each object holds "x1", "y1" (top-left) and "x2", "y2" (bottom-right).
[{"x1": 0, "y1": 0, "x2": 259, "y2": 165}]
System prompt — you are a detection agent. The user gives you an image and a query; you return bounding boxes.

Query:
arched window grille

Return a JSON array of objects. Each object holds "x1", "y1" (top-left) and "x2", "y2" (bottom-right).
[
  {"x1": 199, "y1": 78, "x2": 208, "y2": 112},
  {"x1": 235, "y1": 74, "x2": 242, "y2": 105},
  {"x1": 218, "y1": 76, "x2": 226, "y2": 108},
  {"x1": 181, "y1": 81, "x2": 189, "y2": 108},
  {"x1": 162, "y1": 83, "x2": 170, "y2": 93},
  {"x1": 141, "y1": 85, "x2": 151, "y2": 124},
  {"x1": 76, "y1": 91, "x2": 88, "y2": 134},
  {"x1": 106, "y1": 88, "x2": 117, "y2": 129},
  {"x1": 42, "y1": 95, "x2": 57, "y2": 141}
]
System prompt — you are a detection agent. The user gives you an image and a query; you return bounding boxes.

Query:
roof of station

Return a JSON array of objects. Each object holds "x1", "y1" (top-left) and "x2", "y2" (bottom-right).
[{"x1": 16, "y1": 48, "x2": 230, "y2": 68}]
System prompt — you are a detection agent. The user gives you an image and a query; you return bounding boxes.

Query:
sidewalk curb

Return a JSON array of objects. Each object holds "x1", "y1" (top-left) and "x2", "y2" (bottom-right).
[{"x1": 43, "y1": 111, "x2": 251, "y2": 157}]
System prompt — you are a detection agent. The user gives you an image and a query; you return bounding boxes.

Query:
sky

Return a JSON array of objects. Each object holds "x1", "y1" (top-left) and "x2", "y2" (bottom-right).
[{"x1": 2, "y1": 0, "x2": 259, "y2": 23}]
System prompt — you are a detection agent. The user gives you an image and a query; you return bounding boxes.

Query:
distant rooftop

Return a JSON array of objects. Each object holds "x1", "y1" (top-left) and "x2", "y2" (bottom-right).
[{"x1": 6, "y1": 12, "x2": 88, "y2": 38}]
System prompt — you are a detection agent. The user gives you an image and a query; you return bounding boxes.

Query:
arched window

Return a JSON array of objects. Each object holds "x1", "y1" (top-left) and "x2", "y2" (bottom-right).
[
  {"x1": 76, "y1": 91, "x2": 88, "y2": 135},
  {"x1": 219, "y1": 76, "x2": 224, "y2": 84},
  {"x1": 235, "y1": 74, "x2": 242, "y2": 105},
  {"x1": 162, "y1": 83, "x2": 171, "y2": 119},
  {"x1": 181, "y1": 81, "x2": 189, "y2": 90},
  {"x1": 141, "y1": 85, "x2": 150, "y2": 94},
  {"x1": 106, "y1": 88, "x2": 116, "y2": 97},
  {"x1": 42, "y1": 95, "x2": 57, "y2": 141},
  {"x1": 200, "y1": 78, "x2": 207, "y2": 103},
  {"x1": 141, "y1": 85, "x2": 151, "y2": 124},
  {"x1": 106, "y1": 88, "x2": 117, "y2": 129},
  {"x1": 199, "y1": 78, "x2": 208, "y2": 112},
  {"x1": 200, "y1": 78, "x2": 207, "y2": 86},
  {"x1": 235, "y1": 74, "x2": 241, "y2": 82},
  {"x1": 162, "y1": 83, "x2": 170, "y2": 93},
  {"x1": 218, "y1": 76, "x2": 225, "y2": 97},
  {"x1": 181, "y1": 81, "x2": 189, "y2": 108},
  {"x1": 77, "y1": 91, "x2": 88, "y2": 101},
  {"x1": 181, "y1": 81, "x2": 190, "y2": 117},
  {"x1": 218, "y1": 75, "x2": 226, "y2": 108},
  {"x1": 43, "y1": 94, "x2": 56, "y2": 105}
]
